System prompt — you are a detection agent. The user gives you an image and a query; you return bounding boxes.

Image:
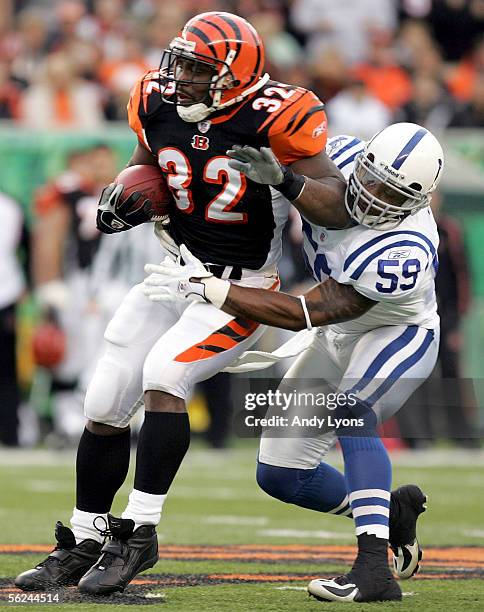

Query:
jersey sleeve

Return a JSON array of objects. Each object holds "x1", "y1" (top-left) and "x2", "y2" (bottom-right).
[
  {"x1": 340, "y1": 234, "x2": 438, "y2": 303},
  {"x1": 127, "y1": 70, "x2": 159, "y2": 151},
  {"x1": 266, "y1": 90, "x2": 328, "y2": 164}
]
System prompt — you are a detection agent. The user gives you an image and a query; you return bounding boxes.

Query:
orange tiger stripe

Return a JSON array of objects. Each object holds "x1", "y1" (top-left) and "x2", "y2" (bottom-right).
[
  {"x1": 227, "y1": 319, "x2": 258, "y2": 337},
  {"x1": 257, "y1": 88, "x2": 306, "y2": 134},
  {"x1": 269, "y1": 100, "x2": 327, "y2": 164},
  {"x1": 175, "y1": 277, "x2": 279, "y2": 363},
  {"x1": 175, "y1": 319, "x2": 259, "y2": 363},
  {"x1": 205, "y1": 333, "x2": 239, "y2": 351}
]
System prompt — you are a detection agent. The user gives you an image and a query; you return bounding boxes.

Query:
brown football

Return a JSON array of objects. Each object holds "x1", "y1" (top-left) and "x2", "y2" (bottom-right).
[{"x1": 114, "y1": 164, "x2": 172, "y2": 220}]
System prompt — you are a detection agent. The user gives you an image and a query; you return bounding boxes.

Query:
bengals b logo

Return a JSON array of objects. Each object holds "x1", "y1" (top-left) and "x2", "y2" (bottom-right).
[{"x1": 191, "y1": 135, "x2": 209, "y2": 150}]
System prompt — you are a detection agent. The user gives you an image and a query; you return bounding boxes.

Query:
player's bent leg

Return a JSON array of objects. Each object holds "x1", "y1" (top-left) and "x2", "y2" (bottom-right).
[
  {"x1": 74, "y1": 284, "x2": 180, "y2": 534},
  {"x1": 343, "y1": 324, "x2": 438, "y2": 580},
  {"x1": 308, "y1": 403, "x2": 401, "y2": 603},
  {"x1": 256, "y1": 460, "x2": 351, "y2": 515},
  {"x1": 257, "y1": 431, "x2": 350, "y2": 516},
  {"x1": 79, "y1": 304, "x2": 264, "y2": 594},
  {"x1": 80, "y1": 302, "x2": 264, "y2": 595},
  {"x1": 15, "y1": 286, "x2": 180, "y2": 592},
  {"x1": 257, "y1": 340, "x2": 351, "y2": 516},
  {"x1": 308, "y1": 325, "x2": 438, "y2": 600}
]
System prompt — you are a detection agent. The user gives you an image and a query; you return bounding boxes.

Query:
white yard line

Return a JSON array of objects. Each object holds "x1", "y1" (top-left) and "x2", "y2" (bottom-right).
[
  {"x1": 202, "y1": 515, "x2": 269, "y2": 526},
  {"x1": 258, "y1": 529, "x2": 353, "y2": 540}
]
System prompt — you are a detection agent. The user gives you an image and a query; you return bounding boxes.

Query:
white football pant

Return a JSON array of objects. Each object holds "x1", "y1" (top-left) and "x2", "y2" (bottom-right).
[{"x1": 259, "y1": 323, "x2": 439, "y2": 469}]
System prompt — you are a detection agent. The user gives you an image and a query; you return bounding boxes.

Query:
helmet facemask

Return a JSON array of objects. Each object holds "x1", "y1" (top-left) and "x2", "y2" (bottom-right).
[
  {"x1": 159, "y1": 38, "x2": 240, "y2": 122},
  {"x1": 158, "y1": 31, "x2": 268, "y2": 123},
  {"x1": 345, "y1": 152, "x2": 430, "y2": 230}
]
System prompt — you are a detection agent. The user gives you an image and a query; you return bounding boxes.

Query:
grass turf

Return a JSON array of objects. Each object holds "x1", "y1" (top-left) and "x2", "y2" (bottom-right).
[{"x1": 0, "y1": 445, "x2": 483, "y2": 610}]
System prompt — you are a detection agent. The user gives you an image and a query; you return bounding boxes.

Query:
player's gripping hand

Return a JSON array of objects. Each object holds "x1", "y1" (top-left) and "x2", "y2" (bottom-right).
[
  {"x1": 227, "y1": 146, "x2": 284, "y2": 185},
  {"x1": 227, "y1": 146, "x2": 306, "y2": 200},
  {"x1": 143, "y1": 245, "x2": 230, "y2": 308},
  {"x1": 96, "y1": 182, "x2": 145, "y2": 234},
  {"x1": 154, "y1": 218, "x2": 180, "y2": 260}
]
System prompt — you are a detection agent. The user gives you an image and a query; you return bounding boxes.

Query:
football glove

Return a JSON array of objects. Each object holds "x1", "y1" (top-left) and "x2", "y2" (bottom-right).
[
  {"x1": 227, "y1": 146, "x2": 306, "y2": 200},
  {"x1": 143, "y1": 245, "x2": 230, "y2": 308},
  {"x1": 96, "y1": 183, "x2": 150, "y2": 234},
  {"x1": 226, "y1": 145, "x2": 284, "y2": 185},
  {"x1": 154, "y1": 219, "x2": 180, "y2": 260}
]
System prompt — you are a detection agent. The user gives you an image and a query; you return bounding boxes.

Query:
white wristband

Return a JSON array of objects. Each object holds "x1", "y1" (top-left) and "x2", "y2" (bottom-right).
[
  {"x1": 202, "y1": 276, "x2": 231, "y2": 309},
  {"x1": 298, "y1": 295, "x2": 313, "y2": 330}
]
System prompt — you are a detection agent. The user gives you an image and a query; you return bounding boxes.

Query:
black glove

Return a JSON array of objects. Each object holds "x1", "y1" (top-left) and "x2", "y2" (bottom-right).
[{"x1": 96, "y1": 183, "x2": 153, "y2": 234}]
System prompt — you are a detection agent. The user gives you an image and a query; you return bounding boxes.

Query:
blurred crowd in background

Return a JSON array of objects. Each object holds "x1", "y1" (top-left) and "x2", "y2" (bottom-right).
[
  {"x1": 0, "y1": 0, "x2": 481, "y2": 449},
  {"x1": 0, "y1": 0, "x2": 483, "y2": 133}
]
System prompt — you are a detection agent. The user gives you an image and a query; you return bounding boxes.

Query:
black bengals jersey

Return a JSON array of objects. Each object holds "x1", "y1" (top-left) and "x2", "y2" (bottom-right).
[{"x1": 128, "y1": 71, "x2": 328, "y2": 269}]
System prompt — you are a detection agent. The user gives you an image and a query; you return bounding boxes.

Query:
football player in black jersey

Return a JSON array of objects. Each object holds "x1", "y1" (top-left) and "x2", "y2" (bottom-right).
[{"x1": 16, "y1": 11, "x2": 352, "y2": 596}]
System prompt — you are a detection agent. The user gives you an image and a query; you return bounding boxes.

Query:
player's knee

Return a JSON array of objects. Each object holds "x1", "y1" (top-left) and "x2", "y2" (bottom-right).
[
  {"x1": 144, "y1": 389, "x2": 185, "y2": 413},
  {"x1": 256, "y1": 461, "x2": 313, "y2": 504},
  {"x1": 334, "y1": 399, "x2": 378, "y2": 431},
  {"x1": 84, "y1": 352, "x2": 134, "y2": 425},
  {"x1": 86, "y1": 420, "x2": 128, "y2": 436},
  {"x1": 143, "y1": 358, "x2": 188, "y2": 400}
]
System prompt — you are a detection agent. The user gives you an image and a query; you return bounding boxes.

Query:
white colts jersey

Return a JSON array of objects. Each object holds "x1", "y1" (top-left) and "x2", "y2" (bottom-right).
[{"x1": 302, "y1": 135, "x2": 440, "y2": 333}]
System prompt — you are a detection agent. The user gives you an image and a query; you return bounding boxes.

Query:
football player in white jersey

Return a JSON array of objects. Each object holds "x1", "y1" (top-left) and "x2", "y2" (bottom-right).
[{"x1": 143, "y1": 123, "x2": 444, "y2": 603}]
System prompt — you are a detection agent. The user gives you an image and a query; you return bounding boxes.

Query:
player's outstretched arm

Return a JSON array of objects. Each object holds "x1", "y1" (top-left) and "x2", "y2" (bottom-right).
[
  {"x1": 143, "y1": 245, "x2": 375, "y2": 331},
  {"x1": 290, "y1": 151, "x2": 349, "y2": 228},
  {"x1": 227, "y1": 146, "x2": 349, "y2": 228},
  {"x1": 223, "y1": 278, "x2": 375, "y2": 331}
]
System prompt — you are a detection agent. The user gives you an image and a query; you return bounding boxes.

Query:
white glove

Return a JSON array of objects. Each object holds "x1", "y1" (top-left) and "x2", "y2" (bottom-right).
[
  {"x1": 143, "y1": 244, "x2": 231, "y2": 308},
  {"x1": 226, "y1": 145, "x2": 284, "y2": 185}
]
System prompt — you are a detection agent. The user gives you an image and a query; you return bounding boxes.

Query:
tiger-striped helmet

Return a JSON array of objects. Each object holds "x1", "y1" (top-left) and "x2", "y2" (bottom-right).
[{"x1": 160, "y1": 12, "x2": 268, "y2": 122}]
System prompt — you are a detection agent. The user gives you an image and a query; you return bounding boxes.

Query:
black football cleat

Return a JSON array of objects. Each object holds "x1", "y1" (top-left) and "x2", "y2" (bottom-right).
[
  {"x1": 78, "y1": 514, "x2": 159, "y2": 595},
  {"x1": 308, "y1": 534, "x2": 402, "y2": 603},
  {"x1": 15, "y1": 522, "x2": 101, "y2": 591},
  {"x1": 390, "y1": 484, "x2": 427, "y2": 579}
]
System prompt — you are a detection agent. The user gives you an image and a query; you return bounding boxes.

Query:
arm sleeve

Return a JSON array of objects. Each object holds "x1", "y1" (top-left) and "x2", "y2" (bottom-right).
[{"x1": 267, "y1": 90, "x2": 328, "y2": 165}]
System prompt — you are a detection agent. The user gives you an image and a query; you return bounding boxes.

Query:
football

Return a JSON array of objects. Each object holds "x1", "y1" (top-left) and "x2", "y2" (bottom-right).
[{"x1": 114, "y1": 164, "x2": 172, "y2": 221}]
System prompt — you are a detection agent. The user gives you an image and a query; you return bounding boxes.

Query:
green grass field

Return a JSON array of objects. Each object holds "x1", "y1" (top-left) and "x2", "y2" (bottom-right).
[{"x1": 0, "y1": 444, "x2": 483, "y2": 610}]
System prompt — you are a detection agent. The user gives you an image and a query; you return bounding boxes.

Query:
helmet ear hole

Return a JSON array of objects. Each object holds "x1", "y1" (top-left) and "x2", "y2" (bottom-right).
[
  {"x1": 409, "y1": 182, "x2": 422, "y2": 191},
  {"x1": 367, "y1": 152, "x2": 375, "y2": 162}
]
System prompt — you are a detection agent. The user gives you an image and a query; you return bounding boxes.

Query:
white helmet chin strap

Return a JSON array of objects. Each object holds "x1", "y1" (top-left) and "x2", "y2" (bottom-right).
[{"x1": 177, "y1": 73, "x2": 270, "y2": 122}]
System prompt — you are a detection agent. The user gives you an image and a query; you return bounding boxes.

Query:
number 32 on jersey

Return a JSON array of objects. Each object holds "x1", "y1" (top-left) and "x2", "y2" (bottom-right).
[{"x1": 158, "y1": 148, "x2": 247, "y2": 224}]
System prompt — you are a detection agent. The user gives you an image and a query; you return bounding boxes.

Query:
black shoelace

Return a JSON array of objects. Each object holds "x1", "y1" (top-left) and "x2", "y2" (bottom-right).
[{"x1": 93, "y1": 516, "x2": 128, "y2": 568}]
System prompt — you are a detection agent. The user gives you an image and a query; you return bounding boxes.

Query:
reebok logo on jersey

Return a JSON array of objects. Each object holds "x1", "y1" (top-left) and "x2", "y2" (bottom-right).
[
  {"x1": 191, "y1": 135, "x2": 210, "y2": 150},
  {"x1": 388, "y1": 249, "x2": 411, "y2": 259}
]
